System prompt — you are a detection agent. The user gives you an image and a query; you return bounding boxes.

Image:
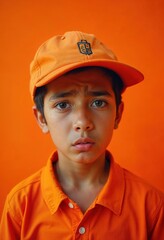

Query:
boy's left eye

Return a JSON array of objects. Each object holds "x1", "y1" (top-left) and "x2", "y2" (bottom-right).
[{"x1": 91, "y1": 100, "x2": 107, "y2": 108}]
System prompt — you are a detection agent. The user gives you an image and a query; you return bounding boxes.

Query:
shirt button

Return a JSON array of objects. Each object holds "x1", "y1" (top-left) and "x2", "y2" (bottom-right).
[
  {"x1": 68, "y1": 202, "x2": 74, "y2": 208},
  {"x1": 79, "y1": 227, "x2": 86, "y2": 235}
]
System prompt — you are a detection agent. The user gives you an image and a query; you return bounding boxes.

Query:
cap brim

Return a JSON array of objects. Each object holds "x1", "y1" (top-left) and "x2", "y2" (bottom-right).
[{"x1": 34, "y1": 59, "x2": 144, "y2": 96}]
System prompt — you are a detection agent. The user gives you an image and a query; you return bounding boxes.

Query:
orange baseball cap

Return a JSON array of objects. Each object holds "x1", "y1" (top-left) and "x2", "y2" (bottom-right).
[{"x1": 30, "y1": 31, "x2": 144, "y2": 98}]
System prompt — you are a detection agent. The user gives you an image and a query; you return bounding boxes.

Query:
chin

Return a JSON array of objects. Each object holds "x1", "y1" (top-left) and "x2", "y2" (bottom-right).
[{"x1": 73, "y1": 152, "x2": 104, "y2": 164}]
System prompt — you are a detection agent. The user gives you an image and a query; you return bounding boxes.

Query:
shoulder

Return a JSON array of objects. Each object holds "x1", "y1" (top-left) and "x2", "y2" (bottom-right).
[
  {"x1": 123, "y1": 168, "x2": 163, "y2": 196},
  {"x1": 108, "y1": 151, "x2": 164, "y2": 205},
  {"x1": 111, "y1": 157, "x2": 164, "y2": 209},
  {"x1": 123, "y1": 168, "x2": 164, "y2": 224},
  {"x1": 123, "y1": 168, "x2": 164, "y2": 200},
  {"x1": 1, "y1": 168, "x2": 45, "y2": 228},
  {"x1": 6, "y1": 168, "x2": 44, "y2": 214}
]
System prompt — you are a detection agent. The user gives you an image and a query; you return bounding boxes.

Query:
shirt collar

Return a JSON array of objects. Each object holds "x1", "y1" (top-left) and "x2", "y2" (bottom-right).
[
  {"x1": 95, "y1": 151, "x2": 125, "y2": 216},
  {"x1": 41, "y1": 151, "x2": 125, "y2": 215},
  {"x1": 41, "y1": 152, "x2": 67, "y2": 215}
]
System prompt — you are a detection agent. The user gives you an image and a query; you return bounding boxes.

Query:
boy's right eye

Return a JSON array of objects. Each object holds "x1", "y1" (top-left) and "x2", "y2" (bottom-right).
[{"x1": 55, "y1": 101, "x2": 71, "y2": 111}]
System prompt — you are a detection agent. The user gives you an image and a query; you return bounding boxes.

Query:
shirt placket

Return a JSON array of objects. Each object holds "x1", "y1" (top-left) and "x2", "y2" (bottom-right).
[{"x1": 65, "y1": 199, "x2": 90, "y2": 239}]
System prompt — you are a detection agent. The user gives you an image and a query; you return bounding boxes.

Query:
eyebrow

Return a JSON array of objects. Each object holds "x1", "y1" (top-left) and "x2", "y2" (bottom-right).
[
  {"x1": 49, "y1": 90, "x2": 112, "y2": 101},
  {"x1": 88, "y1": 91, "x2": 111, "y2": 97},
  {"x1": 49, "y1": 90, "x2": 77, "y2": 101}
]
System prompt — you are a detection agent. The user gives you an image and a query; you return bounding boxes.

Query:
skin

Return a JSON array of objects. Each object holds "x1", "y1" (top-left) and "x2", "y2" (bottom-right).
[{"x1": 33, "y1": 67, "x2": 124, "y2": 212}]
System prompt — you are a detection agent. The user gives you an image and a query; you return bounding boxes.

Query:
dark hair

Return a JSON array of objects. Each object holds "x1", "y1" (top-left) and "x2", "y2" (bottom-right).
[
  {"x1": 34, "y1": 67, "x2": 124, "y2": 117},
  {"x1": 34, "y1": 85, "x2": 47, "y2": 118},
  {"x1": 103, "y1": 68, "x2": 124, "y2": 109}
]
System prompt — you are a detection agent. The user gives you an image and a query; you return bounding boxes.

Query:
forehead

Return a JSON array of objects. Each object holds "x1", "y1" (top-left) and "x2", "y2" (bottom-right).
[{"x1": 46, "y1": 67, "x2": 114, "y2": 92}]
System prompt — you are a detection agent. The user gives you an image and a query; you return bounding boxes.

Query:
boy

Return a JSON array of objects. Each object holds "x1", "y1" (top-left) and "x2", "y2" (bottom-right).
[{"x1": 0, "y1": 31, "x2": 163, "y2": 239}]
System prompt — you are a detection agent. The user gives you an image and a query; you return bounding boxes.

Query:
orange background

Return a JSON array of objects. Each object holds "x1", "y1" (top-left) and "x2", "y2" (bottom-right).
[{"x1": 0, "y1": 0, "x2": 164, "y2": 216}]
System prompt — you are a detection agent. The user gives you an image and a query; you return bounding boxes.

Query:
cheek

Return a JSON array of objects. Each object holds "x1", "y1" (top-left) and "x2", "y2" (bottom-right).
[
  {"x1": 96, "y1": 113, "x2": 116, "y2": 142},
  {"x1": 96, "y1": 110, "x2": 116, "y2": 128},
  {"x1": 48, "y1": 127, "x2": 65, "y2": 148},
  {"x1": 46, "y1": 116, "x2": 71, "y2": 143}
]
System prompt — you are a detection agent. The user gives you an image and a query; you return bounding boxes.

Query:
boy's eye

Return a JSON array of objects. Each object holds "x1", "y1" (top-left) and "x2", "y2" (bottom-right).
[
  {"x1": 55, "y1": 102, "x2": 70, "y2": 110},
  {"x1": 91, "y1": 100, "x2": 106, "y2": 108}
]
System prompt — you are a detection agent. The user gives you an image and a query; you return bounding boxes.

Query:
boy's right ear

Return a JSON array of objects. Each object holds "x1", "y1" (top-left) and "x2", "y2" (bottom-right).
[{"x1": 32, "y1": 106, "x2": 49, "y2": 134}]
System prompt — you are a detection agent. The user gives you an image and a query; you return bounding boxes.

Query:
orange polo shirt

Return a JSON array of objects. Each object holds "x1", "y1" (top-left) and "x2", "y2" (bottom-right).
[{"x1": 0, "y1": 151, "x2": 164, "y2": 239}]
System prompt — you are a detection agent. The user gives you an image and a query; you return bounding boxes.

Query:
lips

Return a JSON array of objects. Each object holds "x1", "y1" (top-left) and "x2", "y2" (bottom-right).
[{"x1": 72, "y1": 137, "x2": 95, "y2": 151}]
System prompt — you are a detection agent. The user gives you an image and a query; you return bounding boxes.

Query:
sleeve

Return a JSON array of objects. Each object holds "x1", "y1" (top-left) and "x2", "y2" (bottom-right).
[{"x1": 0, "y1": 197, "x2": 21, "y2": 240}]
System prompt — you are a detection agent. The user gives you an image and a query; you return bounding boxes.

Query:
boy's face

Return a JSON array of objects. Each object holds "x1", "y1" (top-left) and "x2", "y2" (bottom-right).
[{"x1": 34, "y1": 67, "x2": 123, "y2": 164}]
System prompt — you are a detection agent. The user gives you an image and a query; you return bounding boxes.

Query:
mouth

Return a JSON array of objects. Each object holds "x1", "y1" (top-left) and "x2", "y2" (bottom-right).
[{"x1": 72, "y1": 138, "x2": 95, "y2": 151}]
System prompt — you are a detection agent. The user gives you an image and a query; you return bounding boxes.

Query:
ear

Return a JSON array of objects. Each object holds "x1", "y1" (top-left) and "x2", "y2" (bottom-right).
[
  {"x1": 114, "y1": 101, "x2": 124, "y2": 129},
  {"x1": 32, "y1": 106, "x2": 49, "y2": 134}
]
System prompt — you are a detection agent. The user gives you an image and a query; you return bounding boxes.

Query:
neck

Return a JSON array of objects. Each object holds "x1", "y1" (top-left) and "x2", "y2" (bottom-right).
[{"x1": 55, "y1": 152, "x2": 110, "y2": 189}]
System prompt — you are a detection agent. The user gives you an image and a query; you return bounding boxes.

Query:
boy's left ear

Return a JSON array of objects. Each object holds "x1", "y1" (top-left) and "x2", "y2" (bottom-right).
[
  {"x1": 114, "y1": 102, "x2": 124, "y2": 129},
  {"x1": 32, "y1": 106, "x2": 49, "y2": 134}
]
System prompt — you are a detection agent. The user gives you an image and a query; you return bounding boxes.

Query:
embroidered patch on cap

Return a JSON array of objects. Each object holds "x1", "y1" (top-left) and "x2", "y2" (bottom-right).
[{"x1": 77, "y1": 40, "x2": 93, "y2": 55}]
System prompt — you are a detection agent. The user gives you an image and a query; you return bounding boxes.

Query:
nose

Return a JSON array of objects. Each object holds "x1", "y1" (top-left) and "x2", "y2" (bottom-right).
[{"x1": 73, "y1": 109, "x2": 94, "y2": 132}]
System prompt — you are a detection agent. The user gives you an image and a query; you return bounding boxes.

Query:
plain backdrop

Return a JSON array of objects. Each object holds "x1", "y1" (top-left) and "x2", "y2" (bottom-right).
[{"x1": 0, "y1": 0, "x2": 164, "y2": 216}]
